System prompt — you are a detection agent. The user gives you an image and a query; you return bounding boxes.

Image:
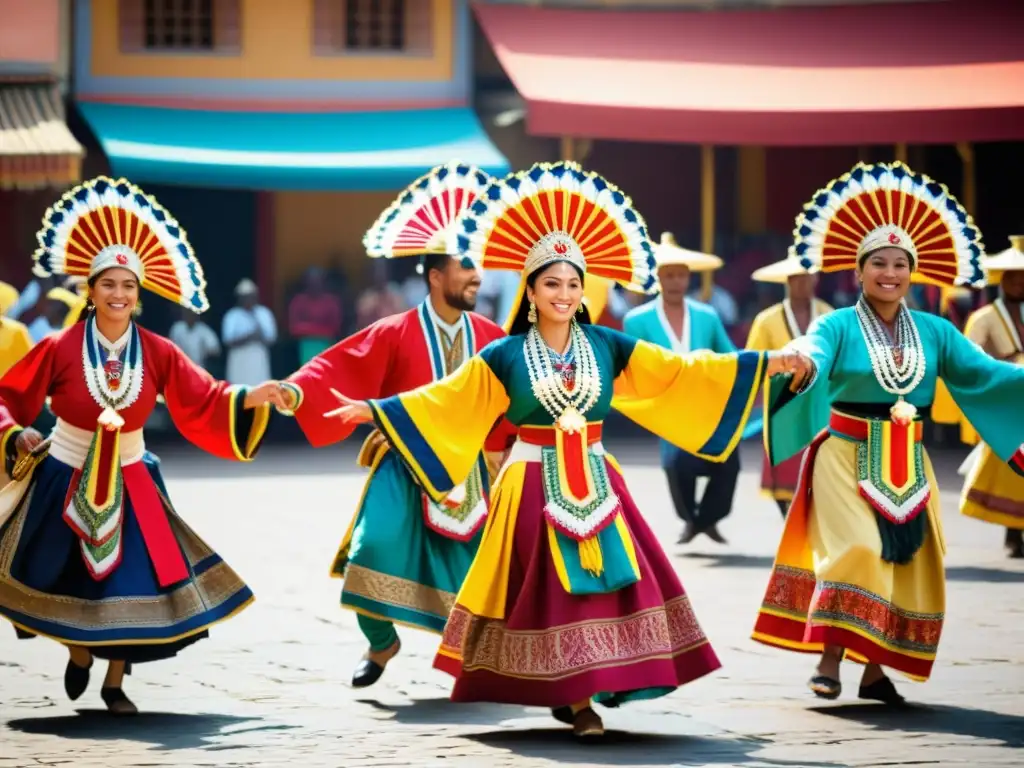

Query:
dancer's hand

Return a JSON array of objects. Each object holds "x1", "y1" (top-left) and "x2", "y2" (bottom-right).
[
  {"x1": 14, "y1": 428, "x2": 44, "y2": 454},
  {"x1": 244, "y1": 381, "x2": 290, "y2": 410},
  {"x1": 323, "y1": 388, "x2": 372, "y2": 426},
  {"x1": 766, "y1": 350, "x2": 814, "y2": 384}
]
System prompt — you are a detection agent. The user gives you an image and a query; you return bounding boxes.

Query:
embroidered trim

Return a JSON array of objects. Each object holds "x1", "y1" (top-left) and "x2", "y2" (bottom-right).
[
  {"x1": 855, "y1": 421, "x2": 930, "y2": 524},
  {"x1": 422, "y1": 463, "x2": 488, "y2": 541},
  {"x1": 342, "y1": 563, "x2": 456, "y2": 620},
  {"x1": 440, "y1": 596, "x2": 708, "y2": 680},
  {"x1": 540, "y1": 444, "x2": 621, "y2": 539},
  {"x1": 82, "y1": 317, "x2": 144, "y2": 413}
]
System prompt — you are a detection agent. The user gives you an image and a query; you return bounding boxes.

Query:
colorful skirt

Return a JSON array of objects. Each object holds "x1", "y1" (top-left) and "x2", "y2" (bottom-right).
[
  {"x1": 960, "y1": 443, "x2": 1024, "y2": 530},
  {"x1": 752, "y1": 420, "x2": 945, "y2": 682},
  {"x1": 332, "y1": 439, "x2": 481, "y2": 634},
  {"x1": 760, "y1": 450, "x2": 804, "y2": 502},
  {"x1": 0, "y1": 452, "x2": 253, "y2": 662},
  {"x1": 434, "y1": 455, "x2": 720, "y2": 708}
]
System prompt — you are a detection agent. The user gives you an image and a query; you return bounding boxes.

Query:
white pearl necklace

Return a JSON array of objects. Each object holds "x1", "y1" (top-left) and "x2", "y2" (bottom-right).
[
  {"x1": 524, "y1": 321, "x2": 601, "y2": 433},
  {"x1": 855, "y1": 296, "x2": 925, "y2": 421},
  {"x1": 82, "y1": 316, "x2": 144, "y2": 414}
]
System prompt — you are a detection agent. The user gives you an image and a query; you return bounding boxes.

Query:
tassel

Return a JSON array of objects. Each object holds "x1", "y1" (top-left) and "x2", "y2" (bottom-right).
[{"x1": 578, "y1": 534, "x2": 604, "y2": 576}]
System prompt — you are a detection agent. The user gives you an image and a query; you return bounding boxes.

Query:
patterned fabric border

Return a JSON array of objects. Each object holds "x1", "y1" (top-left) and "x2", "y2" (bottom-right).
[
  {"x1": 343, "y1": 563, "x2": 456, "y2": 620},
  {"x1": 441, "y1": 596, "x2": 708, "y2": 681},
  {"x1": 966, "y1": 489, "x2": 1024, "y2": 520},
  {"x1": 760, "y1": 566, "x2": 942, "y2": 655}
]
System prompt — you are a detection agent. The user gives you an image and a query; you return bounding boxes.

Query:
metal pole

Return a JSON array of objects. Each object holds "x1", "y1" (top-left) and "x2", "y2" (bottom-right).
[{"x1": 701, "y1": 144, "x2": 715, "y2": 301}]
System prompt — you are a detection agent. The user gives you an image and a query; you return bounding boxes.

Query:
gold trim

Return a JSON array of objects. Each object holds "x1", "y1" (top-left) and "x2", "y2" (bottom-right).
[
  {"x1": 343, "y1": 563, "x2": 456, "y2": 620},
  {"x1": 0, "y1": 425, "x2": 22, "y2": 465}
]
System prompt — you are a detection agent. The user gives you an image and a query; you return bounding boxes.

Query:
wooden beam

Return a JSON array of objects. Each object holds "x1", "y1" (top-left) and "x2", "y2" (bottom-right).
[{"x1": 701, "y1": 144, "x2": 715, "y2": 301}]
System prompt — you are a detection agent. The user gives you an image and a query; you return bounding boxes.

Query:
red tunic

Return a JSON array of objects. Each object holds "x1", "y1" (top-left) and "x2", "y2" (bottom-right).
[
  {"x1": 0, "y1": 323, "x2": 268, "y2": 586},
  {"x1": 288, "y1": 307, "x2": 516, "y2": 451}
]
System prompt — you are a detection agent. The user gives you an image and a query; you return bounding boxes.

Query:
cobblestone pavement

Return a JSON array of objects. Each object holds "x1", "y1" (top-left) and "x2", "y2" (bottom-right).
[{"x1": 2, "y1": 440, "x2": 1022, "y2": 767}]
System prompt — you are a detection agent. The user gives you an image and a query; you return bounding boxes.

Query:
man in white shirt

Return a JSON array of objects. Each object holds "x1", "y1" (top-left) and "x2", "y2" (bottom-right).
[
  {"x1": 222, "y1": 279, "x2": 277, "y2": 385},
  {"x1": 169, "y1": 307, "x2": 221, "y2": 371}
]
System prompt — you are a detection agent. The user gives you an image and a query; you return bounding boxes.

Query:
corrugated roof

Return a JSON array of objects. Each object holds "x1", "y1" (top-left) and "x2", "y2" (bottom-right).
[{"x1": 0, "y1": 83, "x2": 83, "y2": 189}]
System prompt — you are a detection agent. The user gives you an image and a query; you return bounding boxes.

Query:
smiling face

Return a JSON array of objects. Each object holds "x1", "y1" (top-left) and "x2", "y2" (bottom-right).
[
  {"x1": 431, "y1": 255, "x2": 482, "y2": 312},
  {"x1": 857, "y1": 247, "x2": 912, "y2": 306},
  {"x1": 90, "y1": 267, "x2": 139, "y2": 325},
  {"x1": 526, "y1": 261, "x2": 584, "y2": 326}
]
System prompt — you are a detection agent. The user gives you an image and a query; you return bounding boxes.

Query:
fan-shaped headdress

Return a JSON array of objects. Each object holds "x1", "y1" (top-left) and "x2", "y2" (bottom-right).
[
  {"x1": 455, "y1": 161, "x2": 655, "y2": 290},
  {"x1": 792, "y1": 161, "x2": 985, "y2": 288},
  {"x1": 364, "y1": 162, "x2": 494, "y2": 260},
  {"x1": 33, "y1": 176, "x2": 208, "y2": 312}
]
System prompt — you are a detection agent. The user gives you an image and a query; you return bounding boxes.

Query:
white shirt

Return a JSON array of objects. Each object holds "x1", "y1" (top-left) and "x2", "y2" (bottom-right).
[
  {"x1": 222, "y1": 305, "x2": 277, "y2": 386},
  {"x1": 169, "y1": 320, "x2": 221, "y2": 370}
]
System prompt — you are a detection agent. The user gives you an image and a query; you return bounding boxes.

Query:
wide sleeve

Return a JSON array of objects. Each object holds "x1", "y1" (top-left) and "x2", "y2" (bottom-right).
[
  {"x1": 160, "y1": 340, "x2": 270, "y2": 461},
  {"x1": 0, "y1": 335, "x2": 57, "y2": 466},
  {"x1": 370, "y1": 354, "x2": 511, "y2": 502},
  {"x1": 612, "y1": 337, "x2": 766, "y2": 461},
  {"x1": 283, "y1": 322, "x2": 395, "y2": 447},
  {"x1": 763, "y1": 312, "x2": 841, "y2": 465},
  {"x1": 937, "y1": 322, "x2": 1024, "y2": 475}
]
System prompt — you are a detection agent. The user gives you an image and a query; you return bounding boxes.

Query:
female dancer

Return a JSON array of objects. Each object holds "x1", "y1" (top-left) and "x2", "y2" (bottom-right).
[
  {"x1": 752, "y1": 162, "x2": 1024, "y2": 703},
  {"x1": 0, "y1": 176, "x2": 286, "y2": 714},
  {"x1": 321, "y1": 162, "x2": 806, "y2": 737}
]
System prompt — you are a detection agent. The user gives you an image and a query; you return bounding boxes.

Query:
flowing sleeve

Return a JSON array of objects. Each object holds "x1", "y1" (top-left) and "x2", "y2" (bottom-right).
[
  {"x1": 283, "y1": 322, "x2": 396, "y2": 447},
  {"x1": 159, "y1": 338, "x2": 270, "y2": 461},
  {"x1": 936, "y1": 321, "x2": 1024, "y2": 475},
  {"x1": 369, "y1": 352, "x2": 511, "y2": 502},
  {"x1": 0, "y1": 335, "x2": 57, "y2": 468},
  {"x1": 763, "y1": 312, "x2": 841, "y2": 465},
  {"x1": 611, "y1": 333, "x2": 766, "y2": 461}
]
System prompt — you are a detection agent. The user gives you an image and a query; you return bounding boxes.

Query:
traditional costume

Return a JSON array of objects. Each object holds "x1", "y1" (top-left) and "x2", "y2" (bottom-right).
[
  {"x1": 746, "y1": 257, "x2": 833, "y2": 514},
  {"x1": 280, "y1": 163, "x2": 514, "y2": 684},
  {"x1": 941, "y1": 238, "x2": 1024, "y2": 554},
  {"x1": 752, "y1": 162, "x2": 1024, "y2": 687},
  {"x1": 622, "y1": 234, "x2": 738, "y2": 541},
  {"x1": 0, "y1": 177, "x2": 266, "y2": 673},
  {"x1": 0, "y1": 281, "x2": 19, "y2": 316},
  {"x1": 366, "y1": 162, "x2": 767, "y2": 715}
]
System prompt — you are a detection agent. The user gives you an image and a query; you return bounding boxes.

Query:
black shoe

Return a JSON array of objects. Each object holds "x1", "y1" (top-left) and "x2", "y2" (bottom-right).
[
  {"x1": 100, "y1": 687, "x2": 138, "y2": 715},
  {"x1": 677, "y1": 523, "x2": 698, "y2": 544},
  {"x1": 858, "y1": 676, "x2": 908, "y2": 706},
  {"x1": 551, "y1": 706, "x2": 574, "y2": 724},
  {"x1": 352, "y1": 658, "x2": 386, "y2": 688},
  {"x1": 704, "y1": 525, "x2": 728, "y2": 545},
  {"x1": 808, "y1": 675, "x2": 841, "y2": 700},
  {"x1": 64, "y1": 658, "x2": 92, "y2": 701},
  {"x1": 1006, "y1": 529, "x2": 1024, "y2": 559}
]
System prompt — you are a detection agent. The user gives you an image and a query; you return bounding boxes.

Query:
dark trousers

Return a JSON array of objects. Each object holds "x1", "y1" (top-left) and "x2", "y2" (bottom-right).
[{"x1": 664, "y1": 448, "x2": 740, "y2": 531}]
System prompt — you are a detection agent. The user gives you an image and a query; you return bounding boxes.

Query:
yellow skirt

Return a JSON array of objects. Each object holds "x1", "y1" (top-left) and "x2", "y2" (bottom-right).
[
  {"x1": 960, "y1": 443, "x2": 1024, "y2": 530},
  {"x1": 752, "y1": 432, "x2": 946, "y2": 682}
]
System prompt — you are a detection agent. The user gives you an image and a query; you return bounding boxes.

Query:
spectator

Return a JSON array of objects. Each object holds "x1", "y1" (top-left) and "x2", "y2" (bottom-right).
[
  {"x1": 7, "y1": 274, "x2": 58, "y2": 322},
  {"x1": 169, "y1": 306, "x2": 221, "y2": 370},
  {"x1": 26, "y1": 290, "x2": 69, "y2": 343},
  {"x1": 288, "y1": 267, "x2": 343, "y2": 365},
  {"x1": 0, "y1": 314, "x2": 32, "y2": 378},
  {"x1": 222, "y1": 278, "x2": 277, "y2": 385}
]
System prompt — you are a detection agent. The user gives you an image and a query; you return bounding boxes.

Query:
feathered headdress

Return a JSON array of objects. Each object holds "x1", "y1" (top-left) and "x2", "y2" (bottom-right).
[
  {"x1": 453, "y1": 161, "x2": 657, "y2": 293},
  {"x1": 34, "y1": 176, "x2": 208, "y2": 312},
  {"x1": 364, "y1": 162, "x2": 494, "y2": 259},
  {"x1": 792, "y1": 161, "x2": 985, "y2": 288}
]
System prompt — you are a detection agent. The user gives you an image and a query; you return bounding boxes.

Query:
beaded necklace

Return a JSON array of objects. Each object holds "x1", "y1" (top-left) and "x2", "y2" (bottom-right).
[
  {"x1": 82, "y1": 316, "x2": 144, "y2": 418},
  {"x1": 854, "y1": 295, "x2": 925, "y2": 423},
  {"x1": 524, "y1": 320, "x2": 600, "y2": 433}
]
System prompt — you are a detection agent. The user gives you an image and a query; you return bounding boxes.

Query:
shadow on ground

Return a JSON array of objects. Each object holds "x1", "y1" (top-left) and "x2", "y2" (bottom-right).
[
  {"x1": 465, "y1": 728, "x2": 846, "y2": 767},
  {"x1": 808, "y1": 702, "x2": 1024, "y2": 749},
  {"x1": 358, "y1": 696, "x2": 531, "y2": 726},
  {"x1": 945, "y1": 565, "x2": 1024, "y2": 583},
  {"x1": 6, "y1": 712, "x2": 297, "y2": 751},
  {"x1": 677, "y1": 552, "x2": 776, "y2": 569}
]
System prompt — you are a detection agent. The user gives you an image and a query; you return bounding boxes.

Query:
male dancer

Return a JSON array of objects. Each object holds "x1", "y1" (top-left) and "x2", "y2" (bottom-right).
[
  {"x1": 942, "y1": 237, "x2": 1024, "y2": 557},
  {"x1": 746, "y1": 256, "x2": 833, "y2": 516},
  {"x1": 278, "y1": 164, "x2": 514, "y2": 685},
  {"x1": 623, "y1": 232, "x2": 738, "y2": 544}
]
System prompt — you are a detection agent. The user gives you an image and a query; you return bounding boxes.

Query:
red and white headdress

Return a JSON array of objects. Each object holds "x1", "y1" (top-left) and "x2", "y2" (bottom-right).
[
  {"x1": 453, "y1": 161, "x2": 657, "y2": 292},
  {"x1": 363, "y1": 162, "x2": 494, "y2": 258},
  {"x1": 792, "y1": 161, "x2": 985, "y2": 288},
  {"x1": 34, "y1": 176, "x2": 208, "y2": 312}
]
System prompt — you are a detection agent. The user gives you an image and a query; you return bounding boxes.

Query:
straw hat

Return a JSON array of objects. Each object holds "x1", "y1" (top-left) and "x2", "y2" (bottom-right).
[
  {"x1": 984, "y1": 235, "x2": 1024, "y2": 283},
  {"x1": 653, "y1": 232, "x2": 722, "y2": 272},
  {"x1": 751, "y1": 256, "x2": 819, "y2": 284}
]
